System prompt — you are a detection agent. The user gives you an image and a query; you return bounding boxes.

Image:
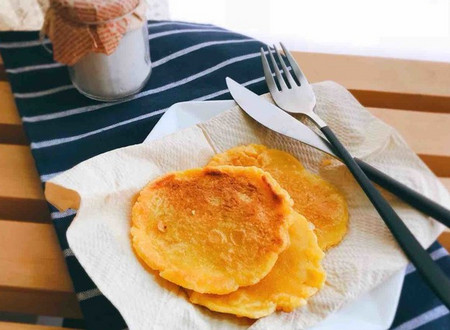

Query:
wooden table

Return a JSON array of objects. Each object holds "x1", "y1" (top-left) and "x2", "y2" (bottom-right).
[{"x1": 0, "y1": 52, "x2": 449, "y2": 329}]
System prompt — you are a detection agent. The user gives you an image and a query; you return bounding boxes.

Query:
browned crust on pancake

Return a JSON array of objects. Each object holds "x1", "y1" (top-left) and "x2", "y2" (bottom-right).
[
  {"x1": 209, "y1": 145, "x2": 349, "y2": 250},
  {"x1": 131, "y1": 165, "x2": 295, "y2": 294}
]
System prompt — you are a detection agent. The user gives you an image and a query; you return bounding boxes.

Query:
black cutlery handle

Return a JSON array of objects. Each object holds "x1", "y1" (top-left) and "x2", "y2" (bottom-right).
[
  {"x1": 321, "y1": 125, "x2": 450, "y2": 309},
  {"x1": 355, "y1": 158, "x2": 450, "y2": 227}
]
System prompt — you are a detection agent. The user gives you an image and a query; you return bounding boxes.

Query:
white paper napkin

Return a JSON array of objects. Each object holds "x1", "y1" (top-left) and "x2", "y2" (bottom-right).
[{"x1": 45, "y1": 81, "x2": 448, "y2": 330}]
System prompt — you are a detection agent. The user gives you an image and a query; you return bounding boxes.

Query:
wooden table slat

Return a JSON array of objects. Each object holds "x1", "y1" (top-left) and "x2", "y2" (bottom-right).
[
  {"x1": 0, "y1": 82, "x2": 21, "y2": 125},
  {"x1": 0, "y1": 82, "x2": 27, "y2": 145},
  {"x1": 0, "y1": 145, "x2": 50, "y2": 222},
  {"x1": 351, "y1": 90, "x2": 450, "y2": 114},
  {"x1": 0, "y1": 220, "x2": 72, "y2": 292},
  {"x1": 292, "y1": 52, "x2": 450, "y2": 113},
  {"x1": 0, "y1": 220, "x2": 81, "y2": 318},
  {"x1": 0, "y1": 290, "x2": 81, "y2": 319},
  {"x1": 0, "y1": 321, "x2": 75, "y2": 330}
]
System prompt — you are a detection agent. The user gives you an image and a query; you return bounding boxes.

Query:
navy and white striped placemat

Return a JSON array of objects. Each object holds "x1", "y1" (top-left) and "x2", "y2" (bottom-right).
[{"x1": 0, "y1": 20, "x2": 448, "y2": 330}]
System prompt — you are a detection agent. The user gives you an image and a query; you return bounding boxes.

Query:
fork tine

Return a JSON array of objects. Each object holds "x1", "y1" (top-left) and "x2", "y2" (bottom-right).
[
  {"x1": 267, "y1": 47, "x2": 288, "y2": 90},
  {"x1": 273, "y1": 44, "x2": 297, "y2": 88},
  {"x1": 260, "y1": 47, "x2": 279, "y2": 93},
  {"x1": 280, "y1": 42, "x2": 308, "y2": 86}
]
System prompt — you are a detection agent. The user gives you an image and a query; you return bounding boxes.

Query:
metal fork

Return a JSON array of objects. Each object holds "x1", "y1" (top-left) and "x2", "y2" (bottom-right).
[
  {"x1": 261, "y1": 44, "x2": 450, "y2": 308},
  {"x1": 263, "y1": 45, "x2": 450, "y2": 227}
]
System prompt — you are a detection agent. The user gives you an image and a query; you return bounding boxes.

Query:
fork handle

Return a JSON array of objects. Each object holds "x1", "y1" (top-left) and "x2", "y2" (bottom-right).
[
  {"x1": 321, "y1": 125, "x2": 450, "y2": 309},
  {"x1": 354, "y1": 158, "x2": 450, "y2": 227}
]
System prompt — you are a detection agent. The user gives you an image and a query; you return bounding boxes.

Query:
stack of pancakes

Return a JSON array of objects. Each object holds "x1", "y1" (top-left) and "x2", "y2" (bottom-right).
[{"x1": 131, "y1": 144, "x2": 348, "y2": 319}]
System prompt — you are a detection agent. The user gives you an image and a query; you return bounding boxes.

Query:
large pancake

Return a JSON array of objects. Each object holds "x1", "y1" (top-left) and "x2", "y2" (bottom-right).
[
  {"x1": 131, "y1": 165, "x2": 295, "y2": 294},
  {"x1": 189, "y1": 211, "x2": 325, "y2": 319},
  {"x1": 208, "y1": 145, "x2": 348, "y2": 250}
]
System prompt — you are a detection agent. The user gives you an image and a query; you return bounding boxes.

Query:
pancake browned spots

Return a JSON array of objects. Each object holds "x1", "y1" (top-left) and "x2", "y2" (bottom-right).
[
  {"x1": 131, "y1": 165, "x2": 295, "y2": 294},
  {"x1": 189, "y1": 211, "x2": 325, "y2": 319},
  {"x1": 209, "y1": 145, "x2": 349, "y2": 250}
]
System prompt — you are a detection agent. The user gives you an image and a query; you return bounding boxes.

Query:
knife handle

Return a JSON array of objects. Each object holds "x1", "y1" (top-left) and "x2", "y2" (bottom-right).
[
  {"x1": 354, "y1": 158, "x2": 450, "y2": 228},
  {"x1": 321, "y1": 125, "x2": 450, "y2": 309}
]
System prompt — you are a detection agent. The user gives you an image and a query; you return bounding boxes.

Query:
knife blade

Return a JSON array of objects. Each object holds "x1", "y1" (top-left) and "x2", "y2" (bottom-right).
[
  {"x1": 225, "y1": 77, "x2": 337, "y2": 157},
  {"x1": 225, "y1": 77, "x2": 450, "y2": 227}
]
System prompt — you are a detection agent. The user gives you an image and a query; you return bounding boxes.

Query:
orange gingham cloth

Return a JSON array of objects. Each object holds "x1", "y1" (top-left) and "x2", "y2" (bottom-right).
[{"x1": 42, "y1": 0, "x2": 147, "y2": 65}]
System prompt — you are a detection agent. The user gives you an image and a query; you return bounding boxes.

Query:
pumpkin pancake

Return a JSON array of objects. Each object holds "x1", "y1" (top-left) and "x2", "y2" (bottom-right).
[
  {"x1": 189, "y1": 211, "x2": 325, "y2": 319},
  {"x1": 209, "y1": 145, "x2": 348, "y2": 250},
  {"x1": 131, "y1": 165, "x2": 295, "y2": 294}
]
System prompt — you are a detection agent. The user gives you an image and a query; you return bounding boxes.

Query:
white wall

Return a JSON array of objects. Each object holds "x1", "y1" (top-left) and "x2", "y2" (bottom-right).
[{"x1": 169, "y1": 0, "x2": 450, "y2": 62}]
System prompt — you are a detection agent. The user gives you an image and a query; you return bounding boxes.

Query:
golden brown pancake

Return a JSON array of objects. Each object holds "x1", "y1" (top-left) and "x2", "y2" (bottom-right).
[
  {"x1": 209, "y1": 145, "x2": 348, "y2": 250},
  {"x1": 189, "y1": 211, "x2": 325, "y2": 319},
  {"x1": 131, "y1": 165, "x2": 295, "y2": 294}
]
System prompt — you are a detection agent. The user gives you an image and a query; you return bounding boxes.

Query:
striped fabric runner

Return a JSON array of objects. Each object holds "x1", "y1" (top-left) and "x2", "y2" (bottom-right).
[{"x1": 0, "y1": 20, "x2": 448, "y2": 330}]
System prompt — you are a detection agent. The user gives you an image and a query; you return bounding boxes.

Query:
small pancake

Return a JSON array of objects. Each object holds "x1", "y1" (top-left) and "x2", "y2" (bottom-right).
[
  {"x1": 189, "y1": 211, "x2": 325, "y2": 319},
  {"x1": 131, "y1": 165, "x2": 295, "y2": 294},
  {"x1": 209, "y1": 145, "x2": 348, "y2": 250}
]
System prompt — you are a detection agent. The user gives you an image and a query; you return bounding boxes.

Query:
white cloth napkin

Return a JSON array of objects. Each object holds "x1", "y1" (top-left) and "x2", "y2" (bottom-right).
[{"x1": 45, "y1": 81, "x2": 448, "y2": 330}]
